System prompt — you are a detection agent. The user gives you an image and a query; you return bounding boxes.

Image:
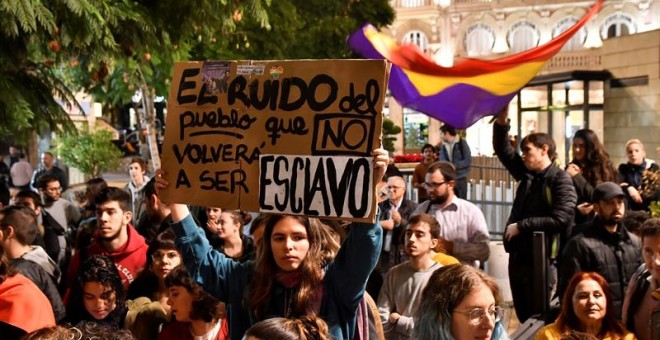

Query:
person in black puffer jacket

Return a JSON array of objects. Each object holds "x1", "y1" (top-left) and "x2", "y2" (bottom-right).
[{"x1": 559, "y1": 182, "x2": 642, "y2": 319}]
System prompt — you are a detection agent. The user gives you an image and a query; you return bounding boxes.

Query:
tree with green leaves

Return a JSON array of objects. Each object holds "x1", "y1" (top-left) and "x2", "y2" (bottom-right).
[
  {"x1": 0, "y1": 0, "x2": 271, "y2": 145},
  {"x1": 1, "y1": 0, "x2": 394, "y2": 154},
  {"x1": 54, "y1": 125, "x2": 123, "y2": 178}
]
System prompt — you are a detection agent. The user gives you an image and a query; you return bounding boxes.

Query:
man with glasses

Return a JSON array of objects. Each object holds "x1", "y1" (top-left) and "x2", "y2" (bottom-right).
[
  {"x1": 37, "y1": 174, "x2": 81, "y2": 238},
  {"x1": 378, "y1": 176, "x2": 418, "y2": 274},
  {"x1": 412, "y1": 161, "x2": 490, "y2": 268}
]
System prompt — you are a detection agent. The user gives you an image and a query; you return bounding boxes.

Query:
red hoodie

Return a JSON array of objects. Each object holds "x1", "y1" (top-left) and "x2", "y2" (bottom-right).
[
  {"x1": 0, "y1": 274, "x2": 56, "y2": 333},
  {"x1": 67, "y1": 224, "x2": 148, "y2": 289}
]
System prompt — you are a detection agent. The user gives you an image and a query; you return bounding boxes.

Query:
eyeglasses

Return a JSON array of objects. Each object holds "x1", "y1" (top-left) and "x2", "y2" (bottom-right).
[
  {"x1": 423, "y1": 181, "x2": 446, "y2": 189},
  {"x1": 151, "y1": 251, "x2": 180, "y2": 262},
  {"x1": 387, "y1": 186, "x2": 404, "y2": 190},
  {"x1": 453, "y1": 305, "x2": 503, "y2": 325}
]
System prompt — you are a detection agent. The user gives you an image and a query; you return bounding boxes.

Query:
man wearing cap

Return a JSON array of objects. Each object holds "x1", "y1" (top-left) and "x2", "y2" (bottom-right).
[{"x1": 559, "y1": 181, "x2": 642, "y2": 318}]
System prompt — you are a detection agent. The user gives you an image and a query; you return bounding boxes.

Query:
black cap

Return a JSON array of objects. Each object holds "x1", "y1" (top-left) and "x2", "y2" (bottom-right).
[{"x1": 591, "y1": 182, "x2": 625, "y2": 203}]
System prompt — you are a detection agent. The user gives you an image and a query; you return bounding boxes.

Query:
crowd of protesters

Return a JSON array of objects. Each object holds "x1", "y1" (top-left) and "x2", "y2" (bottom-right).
[{"x1": 0, "y1": 105, "x2": 658, "y2": 340}]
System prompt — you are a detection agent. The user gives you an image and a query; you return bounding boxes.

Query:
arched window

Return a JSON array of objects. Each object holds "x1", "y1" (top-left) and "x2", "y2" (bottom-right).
[
  {"x1": 403, "y1": 30, "x2": 429, "y2": 52},
  {"x1": 507, "y1": 21, "x2": 540, "y2": 53},
  {"x1": 463, "y1": 24, "x2": 495, "y2": 57},
  {"x1": 553, "y1": 16, "x2": 587, "y2": 51},
  {"x1": 600, "y1": 13, "x2": 636, "y2": 40}
]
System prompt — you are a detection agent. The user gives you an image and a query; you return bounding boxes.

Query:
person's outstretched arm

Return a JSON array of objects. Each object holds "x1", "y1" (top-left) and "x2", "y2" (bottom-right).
[{"x1": 154, "y1": 171, "x2": 248, "y2": 302}]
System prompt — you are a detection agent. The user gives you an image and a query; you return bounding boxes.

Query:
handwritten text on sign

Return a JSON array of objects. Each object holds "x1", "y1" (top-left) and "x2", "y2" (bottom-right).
[
  {"x1": 260, "y1": 155, "x2": 373, "y2": 218},
  {"x1": 159, "y1": 60, "x2": 387, "y2": 222}
]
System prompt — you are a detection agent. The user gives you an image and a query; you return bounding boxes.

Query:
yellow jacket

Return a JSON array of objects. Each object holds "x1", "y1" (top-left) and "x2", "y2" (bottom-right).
[{"x1": 535, "y1": 322, "x2": 637, "y2": 340}]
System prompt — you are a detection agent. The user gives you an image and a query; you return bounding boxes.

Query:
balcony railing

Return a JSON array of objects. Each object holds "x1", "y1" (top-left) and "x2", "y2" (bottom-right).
[{"x1": 541, "y1": 50, "x2": 602, "y2": 74}]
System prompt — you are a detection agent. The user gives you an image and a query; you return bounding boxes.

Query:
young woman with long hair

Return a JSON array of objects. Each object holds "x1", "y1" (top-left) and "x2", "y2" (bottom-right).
[
  {"x1": 155, "y1": 148, "x2": 388, "y2": 340},
  {"x1": 566, "y1": 129, "x2": 617, "y2": 229}
]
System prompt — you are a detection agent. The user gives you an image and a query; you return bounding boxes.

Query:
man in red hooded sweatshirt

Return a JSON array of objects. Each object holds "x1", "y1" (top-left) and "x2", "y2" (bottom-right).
[{"x1": 66, "y1": 187, "x2": 148, "y2": 289}]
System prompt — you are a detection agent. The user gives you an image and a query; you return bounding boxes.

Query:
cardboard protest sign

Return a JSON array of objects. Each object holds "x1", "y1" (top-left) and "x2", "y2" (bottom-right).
[{"x1": 160, "y1": 60, "x2": 387, "y2": 222}]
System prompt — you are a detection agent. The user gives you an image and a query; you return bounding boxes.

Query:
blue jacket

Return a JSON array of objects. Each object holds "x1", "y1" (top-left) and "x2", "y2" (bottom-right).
[
  {"x1": 438, "y1": 139, "x2": 472, "y2": 180},
  {"x1": 172, "y1": 214, "x2": 383, "y2": 340}
]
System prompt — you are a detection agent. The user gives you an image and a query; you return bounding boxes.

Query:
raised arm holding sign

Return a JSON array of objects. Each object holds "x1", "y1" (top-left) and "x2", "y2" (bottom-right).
[{"x1": 155, "y1": 148, "x2": 387, "y2": 340}]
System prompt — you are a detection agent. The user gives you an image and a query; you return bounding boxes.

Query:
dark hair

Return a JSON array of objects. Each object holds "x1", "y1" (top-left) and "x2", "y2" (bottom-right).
[
  {"x1": 640, "y1": 217, "x2": 660, "y2": 242},
  {"x1": 251, "y1": 215, "x2": 327, "y2": 320},
  {"x1": 415, "y1": 264, "x2": 503, "y2": 340},
  {"x1": 622, "y1": 210, "x2": 650, "y2": 235},
  {"x1": 571, "y1": 129, "x2": 617, "y2": 185},
  {"x1": 0, "y1": 183, "x2": 9, "y2": 207},
  {"x1": 521, "y1": 133, "x2": 557, "y2": 161},
  {"x1": 36, "y1": 174, "x2": 60, "y2": 190},
  {"x1": 128, "y1": 158, "x2": 147, "y2": 173},
  {"x1": 94, "y1": 187, "x2": 131, "y2": 213},
  {"x1": 164, "y1": 266, "x2": 221, "y2": 322},
  {"x1": 556, "y1": 272, "x2": 625, "y2": 337},
  {"x1": 128, "y1": 229, "x2": 178, "y2": 300},
  {"x1": 244, "y1": 316, "x2": 329, "y2": 340},
  {"x1": 440, "y1": 125, "x2": 457, "y2": 136},
  {"x1": 0, "y1": 205, "x2": 38, "y2": 245},
  {"x1": 421, "y1": 143, "x2": 436, "y2": 154},
  {"x1": 85, "y1": 178, "x2": 108, "y2": 202},
  {"x1": 15, "y1": 190, "x2": 43, "y2": 208},
  {"x1": 426, "y1": 161, "x2": 456, "y2": 182},
  {"x1": 68, "y1": 255, "x2": 127, "y2": 326},
  {"x1": 250, "y1": 213, "x2": 271, "y2": 236},
  {"x1": 0, "y1": 243, "x2": 17, "y2": 283},
  {"x1": 142, "y1": 178, "x2": 157, "y2": 202},
  {"x1": 408, "y1": 213, "x2": 441, "y2": 239}
]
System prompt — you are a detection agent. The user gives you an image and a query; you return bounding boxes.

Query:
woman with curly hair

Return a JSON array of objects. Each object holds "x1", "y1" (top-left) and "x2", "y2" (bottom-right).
[
  {"x1": 66, "y1": 255, "x2": 167, "y2": 339},
  {"x1": 154, "y1": 148, "x2": 388, "y2": 340},
  {"x1": 157, "y1": 266, "x2": 228, "y2": 340},
  {"x1": 535, "y1": 272, "x2": 635, "y2": 340},
  {"x1": 566, "y1": 129, "x2": 617, "y2": 230}
]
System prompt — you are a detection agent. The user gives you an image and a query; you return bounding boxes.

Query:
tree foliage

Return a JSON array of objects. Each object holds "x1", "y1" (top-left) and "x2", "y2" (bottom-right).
[
  {"x1": 1, "y1": 0, "x2": 394, "y2": 143},
  {"x1": 54, "y1": 125, "x2": 122, "y2": 177},
  {"x1": 383, "y1": 118, "x2": 402, "y2": 152}
]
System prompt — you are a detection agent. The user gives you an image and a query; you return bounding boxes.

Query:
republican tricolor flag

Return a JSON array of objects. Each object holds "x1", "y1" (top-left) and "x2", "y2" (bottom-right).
[{"x1": 348, "y1": 0, "x2": 605, "y2": 129}]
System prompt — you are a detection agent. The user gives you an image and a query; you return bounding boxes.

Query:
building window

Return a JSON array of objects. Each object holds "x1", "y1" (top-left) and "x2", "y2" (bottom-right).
[
  {"x1": 403, "y1": 108, "x2": 429, "y2": 151},
  {"x1": 553, "y1": 16, "x2": 587, "y2": 51},
  {"x1": 403, "y1": 30, "x2": 429, "y2": 52},
  {"x1": 400, "y1": 0, "x2": 425, "y2": 8},
  {"x1": 507, "y1": 20, "x2": 540, "y2": 53},
  {"x1": 600, "y1": 13, "x2": 635, "y2": 40},
  {"x1": 463, "y1": 24, "x2": 495, "y2": 57}
]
